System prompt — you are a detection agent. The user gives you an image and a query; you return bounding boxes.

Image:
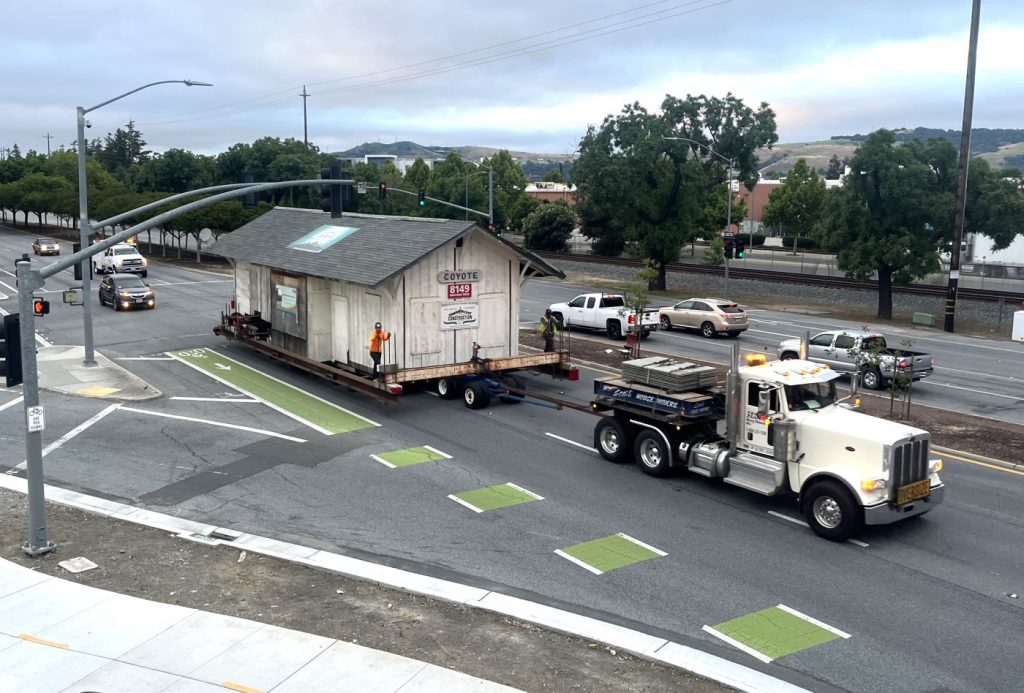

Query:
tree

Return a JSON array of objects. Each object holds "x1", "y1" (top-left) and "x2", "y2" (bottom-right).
[
  {"x1": 620, "y1": 262, "x2": 660, "y2": 358},
  {"x1": 523, "y1": 200, "x2": 575, "y2": 251},
  {"x1": 762, "y1": 159, "x2": 827, "y2": 251},
  {"x1": 542, "y1": 168, "x2": 565, "y2": 184},
  {"x1": 818, "y1": 130, "x2": 954, "y2": 320},
  {"x1": 481, "y1": 149, "x2": 531, "y2": 231},
  {"x1": 573, "y1": 93, "x2": 777, "y2": 289},
  {"x1": 97, "y1": 121, "x2": 150, "y2": 175},
  {"x1": 825, "y1": 154, "x2": 844, "y2": 180}
]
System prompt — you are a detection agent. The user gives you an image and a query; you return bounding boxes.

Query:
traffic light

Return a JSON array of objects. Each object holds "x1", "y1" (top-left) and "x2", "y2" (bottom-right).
[
  {"x1": 418, "y1": 190, "x2": 426, "y2": 207},
  {"x1": 319, "y1": 160, "x2": 342, "y2": 218},
  {"x1": 724, "y1": 238, "x2": 734, "y2": 259},
  {"x1": 378, "y1": 181, "x2": 387, "y2": 200},
  {"x1": 735, "y1": 240, "x2": 745, "y2": 259},
  {"x1": 32, "y1": 297, "x2": 50, "y2": 316},
  {"x1": 0, "y1": 313, "x2": 23, "y2": 388},
  {"x1": 341, "y1": 170, "x2": 355, "y2": 211},
  {"x1": 72, "y1": 243, "x2": 93, "y2": 281},
  {"x1": 14, "y1": 253, "x2": 29, "y2": 286}
]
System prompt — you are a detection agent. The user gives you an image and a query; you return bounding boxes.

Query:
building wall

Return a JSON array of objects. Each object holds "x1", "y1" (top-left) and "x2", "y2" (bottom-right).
[{"x1": 524, "y1": 183, "x2": 576, "y2": 206}]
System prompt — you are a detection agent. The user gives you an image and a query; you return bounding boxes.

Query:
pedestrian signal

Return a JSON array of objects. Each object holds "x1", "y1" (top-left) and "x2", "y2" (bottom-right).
[{"x1": 33, "y1": 298, "x2": 50, "y2": 316}]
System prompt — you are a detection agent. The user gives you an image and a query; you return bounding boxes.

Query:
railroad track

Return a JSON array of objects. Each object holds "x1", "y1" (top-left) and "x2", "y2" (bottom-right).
[{"x1": 537, "y1": 252, "x2": 1024, "y2": 304}]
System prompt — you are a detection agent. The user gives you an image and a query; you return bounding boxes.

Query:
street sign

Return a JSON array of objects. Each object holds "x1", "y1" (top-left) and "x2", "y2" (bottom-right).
[
  {"x1": 63, "y1": 289, "x2": 82, "y2": 305},
  {"x1": 27, "y1": 405, "x2": 45, "y2": 432}
]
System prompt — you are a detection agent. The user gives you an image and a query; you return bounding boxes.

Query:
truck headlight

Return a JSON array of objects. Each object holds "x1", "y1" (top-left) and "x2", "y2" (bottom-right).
[
  {"x1": 929, "y1": 459, "x2": 943, "y2": 475},
  {"x1": 861, "y1": 478, "x2": 887, "y2": 491}
]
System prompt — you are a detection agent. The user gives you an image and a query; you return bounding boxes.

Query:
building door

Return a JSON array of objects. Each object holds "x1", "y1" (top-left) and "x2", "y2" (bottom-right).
[{"x1": 332, "y1": 297, "x2": 350, "y2": 365}]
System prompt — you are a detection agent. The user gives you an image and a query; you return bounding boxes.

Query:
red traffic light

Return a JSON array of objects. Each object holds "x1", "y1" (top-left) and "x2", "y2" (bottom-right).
[{"x1": 33, "y1": 297, "x2": 50, "y2": 316}]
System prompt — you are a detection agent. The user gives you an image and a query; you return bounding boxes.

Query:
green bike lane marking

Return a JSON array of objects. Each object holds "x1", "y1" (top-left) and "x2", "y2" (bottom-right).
[
  {"x1": 370, "y1": 445, "x2": 451, "y2": 468},
  {"x1": 448, "y1": 483, "x2": 544, "y2": 513},
  {"x1": 702, "y1": 604, "x2": 851, "y2": 663},
  {"x1": 168, "y1": 348, "x2": 379, "y2": 435},
  {"x1": 555, "y1": 533, "x2": 667, "y2": 575}
]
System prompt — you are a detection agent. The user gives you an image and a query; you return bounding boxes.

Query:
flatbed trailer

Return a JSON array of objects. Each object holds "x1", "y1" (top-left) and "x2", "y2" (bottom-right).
[{"x1": 214, "y1": 311, "x2": 577, "y2": 409}]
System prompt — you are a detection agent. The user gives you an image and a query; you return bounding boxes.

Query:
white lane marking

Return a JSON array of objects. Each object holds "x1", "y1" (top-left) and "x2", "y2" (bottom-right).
[
  {"x1": 147, "y1": 279, "x2": 234, "y2": 287},
  {"x1": 369, "y1": 454, "x2": 396, "y2": 468},
  {"x1": 701, "y1": 625, "x2": 774, "y2": 663},
  {"x1": 0, "y1": 280, "x2": 15, "y2": 294},
  {"x1": 767, "y1": 512, "x2": 869, "y2": 546},
  {"x1": 545, "y1": 432, "x2": 597, "y2": 453},
  {"x1": 8, "y1": 403, "x2": 121, "y2": 473},
  {"x1": 617, "y1": 532, "x2": 668, "y2": 556},
  {"x1": 448, "y1": 494, "x2": 485, "y2": 513},
  {"x1": 933, "y1": 365, "x2": 1019, "y2": 379},
  {"x1": 118, "y1": 356, "x2": 175, "y2": 361},
  {"x1": 422, "y1": 445, "x2": 453, "y2": 459},
  {"x1": 119, "y1": 406, "x2": 307, "y2": 442},
  {"x1": 169, "y1": 396, "x2": 260, "y2": 403},
  {"x1": 776, "y1": 604, "x2": 851, "y2": 639},
  {"x1": 506, "y1": 482, "x2": 545, "y2": 501},
  {"x1": 554, "y1": 548, "x2": 604, "y2": 575},
  {"x1": 924, "y1": 380, "x2": 1024, "y2": 402},
  {"x1": 0, "y1": 306, "x2": 53, "y2": 347},
  {"x1": 0, "y1": 396, "x2": 24, "y2": 412}
]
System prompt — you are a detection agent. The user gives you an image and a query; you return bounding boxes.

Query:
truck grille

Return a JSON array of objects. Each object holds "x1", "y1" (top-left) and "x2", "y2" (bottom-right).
[{"x1": 890, "y1": 437, "x2": 929, "y2": 489}]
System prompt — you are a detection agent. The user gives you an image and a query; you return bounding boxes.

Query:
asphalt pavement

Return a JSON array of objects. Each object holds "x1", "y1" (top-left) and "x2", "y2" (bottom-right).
[{"x1": 0, "y1": 346, "x2": 806, "y2": 693}]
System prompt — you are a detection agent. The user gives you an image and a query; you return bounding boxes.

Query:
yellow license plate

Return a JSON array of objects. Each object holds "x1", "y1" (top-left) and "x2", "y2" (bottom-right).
[{"x1": 897, "y1": 479, "x2": 930, "y2": 505}]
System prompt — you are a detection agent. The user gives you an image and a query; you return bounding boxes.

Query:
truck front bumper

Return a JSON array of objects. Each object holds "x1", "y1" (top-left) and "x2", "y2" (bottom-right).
[{"x1": 863, "y1": 482, "x2": 944, "y2": 525}]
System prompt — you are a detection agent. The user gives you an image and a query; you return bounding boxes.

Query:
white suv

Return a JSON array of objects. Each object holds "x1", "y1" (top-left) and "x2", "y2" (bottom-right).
[{"x1": 93, "y1": 243, "x2": 148, "y2": 277}]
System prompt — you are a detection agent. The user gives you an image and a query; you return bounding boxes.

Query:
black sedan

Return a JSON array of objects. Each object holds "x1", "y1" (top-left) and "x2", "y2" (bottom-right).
[{"x1": 98, "y1": 273, "x2": 156, "y2": 311}]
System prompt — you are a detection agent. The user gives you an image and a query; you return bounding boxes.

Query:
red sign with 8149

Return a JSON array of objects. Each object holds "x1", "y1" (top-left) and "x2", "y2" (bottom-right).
[{"x1": 447, "y1": 283, "x2": 472, "y2": 299}]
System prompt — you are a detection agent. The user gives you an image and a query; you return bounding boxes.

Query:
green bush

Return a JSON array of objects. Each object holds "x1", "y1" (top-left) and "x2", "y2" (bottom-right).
[
  {"x1": 781, "y1": 235, "x2": 818, "y2": 250},
  {"x1": 524, "y1": 201, "x2": 575, "y2": 252}
]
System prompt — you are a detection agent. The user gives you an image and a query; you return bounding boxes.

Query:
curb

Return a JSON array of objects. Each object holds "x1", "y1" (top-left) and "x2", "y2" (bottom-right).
[
  {"x1": 0, "y1": 474, "x2": 808, "y2": 693},
  {"x1": 932, "y1": 445, "x2": 1023, "y2": 473}
]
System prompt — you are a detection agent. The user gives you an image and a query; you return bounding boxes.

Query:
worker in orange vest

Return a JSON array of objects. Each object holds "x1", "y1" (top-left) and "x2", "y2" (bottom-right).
[{"x1": 369, "y1": 322, "x2": 391, "y2": 379}]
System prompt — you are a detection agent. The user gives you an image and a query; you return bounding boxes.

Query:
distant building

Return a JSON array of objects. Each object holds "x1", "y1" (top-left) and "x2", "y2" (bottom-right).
[
  {"x1": 734, "y1": 172, "x2": 846, "y2": 234},
  {"x1": 524, "y1": 182, "x2": 576, "y2": 205},
  {"x1": 341, "y1": 154, "x2": 446, "y2": 175}
]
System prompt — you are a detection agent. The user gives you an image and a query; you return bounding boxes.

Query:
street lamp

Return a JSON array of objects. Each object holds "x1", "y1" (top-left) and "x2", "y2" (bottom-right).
[
  {"x1": 663, "y1": 136, "x2": 735, "y2": 299},
  {"x1": 76, "y1": 80, "x2": 212, "y2": 366}
]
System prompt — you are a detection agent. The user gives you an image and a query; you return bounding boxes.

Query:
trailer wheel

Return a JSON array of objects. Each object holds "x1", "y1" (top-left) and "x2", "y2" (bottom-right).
[
  {"x1": 464, "y1": 381, "x2": 492, "y2": 409},
  {"x1": 804, "y1": 479, "x2": 862, "y2": 542},
  {"x1": 498, "y1": 374, "x2": 525, "y2": 404},
  {"x1": 634, "y1": 430, "x2": 672, "y2": 477},
  {"x1": 436, "y1": 377, "x2": 460, "y2": 399},
  {"x1": 594, "y1": 418, "x2": 630, "y2": 463}
]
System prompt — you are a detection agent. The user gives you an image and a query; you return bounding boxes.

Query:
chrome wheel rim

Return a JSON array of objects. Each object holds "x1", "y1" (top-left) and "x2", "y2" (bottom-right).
[
  {"x1": 438, "y1": 379, "x2": 449, "y2": 396},
  {"x1": 600, "y1": 427, "x2": 620, "y2": 454},
  {"x1": 639, "y1": 438, "x2": 662, "y2": 468},
  {"x1": 812, "y1": 496, "x2": 842, "y2": 529}
]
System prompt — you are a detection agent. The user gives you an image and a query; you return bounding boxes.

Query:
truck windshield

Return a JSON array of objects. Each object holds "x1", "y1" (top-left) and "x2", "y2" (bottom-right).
[
  {"x1": 114, "y1": 248, "x2": 137, "y2": 255},
  {"x1": 784, "y1": 382, "x2": 837, "y2": 411}
]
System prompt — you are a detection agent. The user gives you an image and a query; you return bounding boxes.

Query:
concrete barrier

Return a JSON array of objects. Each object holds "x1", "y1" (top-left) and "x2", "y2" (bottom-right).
[{"x1": 912, "y1": 312, "x2": 936, "y2": 327}]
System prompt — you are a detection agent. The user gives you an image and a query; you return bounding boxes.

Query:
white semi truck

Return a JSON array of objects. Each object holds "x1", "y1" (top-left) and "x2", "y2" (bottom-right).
[{"x1": 591, "y1": 345, "x2": 945, "y2": 541}]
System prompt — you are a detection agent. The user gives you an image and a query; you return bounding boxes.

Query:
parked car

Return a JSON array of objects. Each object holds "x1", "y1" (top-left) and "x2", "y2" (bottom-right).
[
  {"x1": 31, "y1": 238, "x2": 60, "y2": 256},
  {"x1": 777, "y1": 330, "x2": 934, "y2": 390},
  {"x1": 98, "y1": 273, "x2": 155, "y2": 311},
  {"x1": 658, "y1": 298, "x2": 748, "y2": 338}
]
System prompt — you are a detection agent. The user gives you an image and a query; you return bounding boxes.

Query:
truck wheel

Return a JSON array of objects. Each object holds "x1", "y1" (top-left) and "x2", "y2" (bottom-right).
[
  {"x1": 606, "y1": 321, "x2": 622, "y2": 340},
  {"x1": 464, "y1": 381, "x2": 492, "y2": 409},
  {"x1": 701, "y1": 322, "x2": 717, "y2": 338},
  {"x1": 551, "y1": 312, "x2": 563, "y2": 324},
  {"x1": 634, "y1": 430, "x2": 672, "y2": 477},
  {"x1": 804, "y1": 480, "x2": 862, "y2": 542},
  {"x1": 141, "y1": 270, "x2": 148, "y2": 278},
  {"x1": 780, "y1": 351, "x2": 798, "y2": 360},
  {"x1": 861, "y1": 368, "x2": 883, "y2": 390},
  {"x1": 498, "y1": 374, "x2": 524, "y2": 404},
  {"x1": 659, "y1": 315, "x2": 672, "y2": 331},
  {"x1": 594, "y1": 418, "x2": 630, "y2": 463},
  {"x1": 436, "y1": 377, "x2": 460, "y2": 399}
]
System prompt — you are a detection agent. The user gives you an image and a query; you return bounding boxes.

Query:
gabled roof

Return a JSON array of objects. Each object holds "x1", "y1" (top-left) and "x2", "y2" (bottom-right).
[{"x1": 208, "y1": 207, "x2": 564, "y2": 287}]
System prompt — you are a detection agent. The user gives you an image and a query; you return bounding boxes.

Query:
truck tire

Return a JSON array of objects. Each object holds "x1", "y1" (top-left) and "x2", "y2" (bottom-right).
[
  {"x1": 464, "y1": 381, "x2": 492, "y2": 409},
  {"x1": 551, "y1": 312, "x2": 563, "y2": 324},
  {"x1": 861, "y1": 368, "x2": 883, "y2": 390},
  {"x1": 606, "y1": 321, "x2": 622, "y2": 340},
  {"x1": 141, "y1": 270, "x2": 148, "y2": 278},
  {"x1": 633, "y1": 430, "x2": 672, "y2": 477},
  {"x1": 594, "y1": 418, "x2": 630, "y2": 463},
  {"x1": 701, "y1": 322, "x2": 717, "y2": 338},
  {"x1": 804, "y1": 479, "x2": 862, "y2": 542},
  {"x1": 498, "y1": 374, "x2": 524, "y2": 404},
  {"x1": 780, "y1": 351, "x2": 798, "y2": 360},
  {"x1": 436, "y1": 377, "x2": 460, "y2": 399}
]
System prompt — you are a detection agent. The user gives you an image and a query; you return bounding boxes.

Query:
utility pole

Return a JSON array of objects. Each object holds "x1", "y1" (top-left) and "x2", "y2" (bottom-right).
[
  {"x1": 44, "y1": 133, "x2": 53, "y2": 157},
  {"x1": 944, "y1": 0, "x2": 981, "y2": 333},
  {"x1": 300, "y1": 86, "x2": 309, "y2": 150}
]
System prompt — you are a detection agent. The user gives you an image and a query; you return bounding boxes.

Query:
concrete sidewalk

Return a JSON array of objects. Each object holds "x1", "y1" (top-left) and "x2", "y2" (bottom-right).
[{"x1": 0, "y1": 557, "x2": 519, "y2": 693}]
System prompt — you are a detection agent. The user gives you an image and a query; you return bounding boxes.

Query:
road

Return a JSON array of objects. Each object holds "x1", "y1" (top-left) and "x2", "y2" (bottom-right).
[
  {"x1": 523, "y1": 280, "x2": 1024, "y2": 426},
  {"x1": 1, "y1": 226, "x2": 1023, "y2": 691}
]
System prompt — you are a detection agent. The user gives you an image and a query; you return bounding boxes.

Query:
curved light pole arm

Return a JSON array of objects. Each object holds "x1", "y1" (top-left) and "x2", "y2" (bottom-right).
[{"x1": 82, "y1": 79, "x2": 213, "y2": 114}]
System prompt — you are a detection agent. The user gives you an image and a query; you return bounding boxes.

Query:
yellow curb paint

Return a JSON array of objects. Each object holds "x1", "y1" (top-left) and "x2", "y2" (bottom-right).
[
  {"x1": 18, "y1": 634, "x2": 69, "y2": 648},
  {"x1": 222, "y1": 682, "x2": 265, "y2": 693},
  {"x1": 76, "y1": 385, "x2": 122, "y2": 397},
  {"x1": 938, "y1": 453, "x2": 1024, "y2": 477}
]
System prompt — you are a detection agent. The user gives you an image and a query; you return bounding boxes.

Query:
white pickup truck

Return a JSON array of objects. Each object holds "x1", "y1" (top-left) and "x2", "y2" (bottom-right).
[
  {"x1": 547, "y1": 293, "x2": 659, "y2": 340},
  {"x1": 93, "y1": 243, "x2": 148, "y2": 277}
]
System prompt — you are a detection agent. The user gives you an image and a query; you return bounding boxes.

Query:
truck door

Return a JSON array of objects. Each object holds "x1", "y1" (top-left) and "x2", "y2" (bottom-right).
[
  {"x1": 565, "y1": 295, "x2": 587, "y2": 328},
  {"x1": 806, "y1": 331, "x2": 837, "y2": 367},
  {"x1": 741, "y1": 379, "x2": 776, "y2": 455},
  {"x1": 581, "y1": 295, "x2": 598, "y2": 326}
]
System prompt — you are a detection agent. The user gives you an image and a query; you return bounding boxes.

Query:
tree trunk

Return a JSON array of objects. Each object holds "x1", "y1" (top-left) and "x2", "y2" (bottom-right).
[
  {"x1": 648, "y1": 251, "x2": 667, "y2": 291},
  {"x1": 876, "y1": 267, "x2": 894, "y2": 320}
]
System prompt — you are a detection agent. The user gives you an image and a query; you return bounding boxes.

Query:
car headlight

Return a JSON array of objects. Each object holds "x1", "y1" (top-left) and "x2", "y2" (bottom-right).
[{"x1": 861, "y1": 478, "x2": 887, "y2": 491}]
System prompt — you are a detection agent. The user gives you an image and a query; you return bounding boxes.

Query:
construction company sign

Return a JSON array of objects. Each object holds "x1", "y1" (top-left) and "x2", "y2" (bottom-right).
[{"x1": 440, "y1": 302, "x2": 479, "y2": 330}]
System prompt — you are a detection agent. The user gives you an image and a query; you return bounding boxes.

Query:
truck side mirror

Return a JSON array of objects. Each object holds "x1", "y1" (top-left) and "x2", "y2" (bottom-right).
[{"x1": 757, "y1": 388, "x2": 772, "y2": 418}]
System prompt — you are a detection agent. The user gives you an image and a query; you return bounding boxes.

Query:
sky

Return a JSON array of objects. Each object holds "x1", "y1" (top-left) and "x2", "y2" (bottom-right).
[{"x1": 3, "y1": 0, "x2": 1023, "y2": 159}]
